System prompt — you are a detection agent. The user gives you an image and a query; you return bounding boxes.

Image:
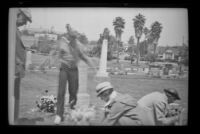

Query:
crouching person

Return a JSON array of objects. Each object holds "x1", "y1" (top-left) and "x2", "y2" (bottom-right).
[
  {"x1": 96, "y1": 82, "x2": 154, "y2": 126},
  {"x1": 137, "y1": 88, "x2": 182, "y2": 125}
]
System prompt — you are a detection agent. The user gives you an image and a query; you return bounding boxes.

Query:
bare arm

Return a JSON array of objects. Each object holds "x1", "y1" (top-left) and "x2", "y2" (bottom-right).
[{"x1": 76, "y1": 40, "x2": 96, "y2": 69}]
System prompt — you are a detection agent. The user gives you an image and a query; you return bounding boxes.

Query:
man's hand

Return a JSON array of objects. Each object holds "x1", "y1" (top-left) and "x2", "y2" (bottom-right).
[{"x1": 16, "y1": 57, "x2": 24, "y2": 65}]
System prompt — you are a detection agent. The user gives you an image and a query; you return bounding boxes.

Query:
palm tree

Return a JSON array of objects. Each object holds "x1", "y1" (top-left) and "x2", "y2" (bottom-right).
[
  {"x1": 113, "y1": 17, "x2": 125, "y2": 63},
  {"x1": 149, "y1": 21, "x2": 163, "y2": 54},
  {"x1": 133, "y1": 13, "x2": 146, "y2": 66}
]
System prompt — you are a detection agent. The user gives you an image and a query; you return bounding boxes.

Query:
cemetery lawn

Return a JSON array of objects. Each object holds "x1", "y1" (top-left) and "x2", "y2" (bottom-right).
[{"x1": 18, "y1": 56, "x2": 188, "y2": 125}]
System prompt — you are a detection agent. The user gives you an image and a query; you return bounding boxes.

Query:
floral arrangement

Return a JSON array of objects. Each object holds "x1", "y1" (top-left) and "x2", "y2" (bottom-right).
[
  {"x1": 166, "y1": 103, "x2": 184, "y2": 117},
  {"x1": 35, "y1": 90, "x2": 57, "y2": 113}
]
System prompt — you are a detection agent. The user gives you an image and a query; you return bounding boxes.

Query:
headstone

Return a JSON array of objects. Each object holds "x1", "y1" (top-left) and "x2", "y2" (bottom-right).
[
  {"x1": 138, "y1": 68, "x2": 143, "y2": 72},
  {"x1": 144, "y1": 68, "x2": 149, "y2": 74},
  {"x1": 96, "y1": 39, "x2": 108, "y2": 77},
  {"x1": 65, "y1": 61, "x2": 90, "y2": 108},
  {"x1": 125, "y1": 68, "x2": 131, "y2": 71},
  {"x1": 26, "y1": 51, "x2": 32, "y2": 70},
  {"x1": 151, "y1": 68, "x2": 160, "y2": 76},
  {"x1": 163, "y1": 67, "x2": 169, "y2": 75}
]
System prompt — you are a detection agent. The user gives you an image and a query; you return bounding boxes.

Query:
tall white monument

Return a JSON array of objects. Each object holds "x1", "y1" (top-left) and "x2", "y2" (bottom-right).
[
  {"x1": 96, "y1": 39, "x2": 109, "y2": 77},
  {"x1": 96, "y1": 28, "x2": 110, "y2": 78}
]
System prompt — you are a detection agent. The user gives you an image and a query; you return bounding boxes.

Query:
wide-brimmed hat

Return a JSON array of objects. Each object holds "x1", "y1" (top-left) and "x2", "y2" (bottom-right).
[
  {"x1": 19, "y1": 8, "x2": 32, "y2": 23},
  {"x1": 96, "y1": 82, "x2": 113, "y2": 97},
  {"x1": 164, "y1": 88, "x2": 181, "y2": 100}
]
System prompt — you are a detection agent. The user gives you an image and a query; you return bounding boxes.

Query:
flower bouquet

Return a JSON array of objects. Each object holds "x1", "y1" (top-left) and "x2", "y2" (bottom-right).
[
  {"x1": 166, "y1": 103, "x2": 183, "y2": 117},
  {"x1": 35, "y1": 90, "x2": 57, "y2": 113},
  {"x1": 166, "y1": 103, "x2": 185, "y2": 125}
]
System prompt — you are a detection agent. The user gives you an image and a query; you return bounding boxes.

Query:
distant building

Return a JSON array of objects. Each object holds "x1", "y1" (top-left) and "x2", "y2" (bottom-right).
[
  {"x1": 34, "y1": 33, "x2": 58, "y2": 41},
  {"x1": 157, "y1": 46, "x2": 181, "y2": 61},
  {"x1": 34, "y1": 33, "x2": 46, "y2": 38},
  {"x1": 46, "y1": 34, "x2": 58, "y2": 41},
  {"x1": 26, "y1": 27, "x2": 49, "y2": 34},
  {"x1": 24, "y1": 27, "x2": 59, "y2": 41},
  {"x1": 163, "y1": 49, "x2": 174, "y2": 60}
]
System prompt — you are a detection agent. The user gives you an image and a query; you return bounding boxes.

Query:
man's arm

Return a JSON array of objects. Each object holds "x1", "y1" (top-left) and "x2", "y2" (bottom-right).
[
  {"x1": 154, "y1": 101, "x2": 179, "y2": 125},
  {"x1": 101, "y1": 102, "x2": 126, "y2": 126},
  {"x1": 76, "y1": 40, "x2": 96, "y2": 69}
]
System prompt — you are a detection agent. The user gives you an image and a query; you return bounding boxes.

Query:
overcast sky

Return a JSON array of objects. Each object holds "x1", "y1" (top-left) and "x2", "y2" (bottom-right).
[{"x1": 26, "y1": 8, "x2": 188, "y2": 46}]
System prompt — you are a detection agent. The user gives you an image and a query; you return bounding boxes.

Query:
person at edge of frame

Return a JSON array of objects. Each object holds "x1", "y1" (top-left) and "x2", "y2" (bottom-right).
[
  {"x1": 14, "y1": 8, "x2": 32, "y2": 125},
  {"x1": 137, "y1": 88, "x2": 182, "y2": 125}
]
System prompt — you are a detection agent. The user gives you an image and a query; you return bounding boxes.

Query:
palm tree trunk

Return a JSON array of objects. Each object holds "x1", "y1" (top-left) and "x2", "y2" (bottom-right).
[
  {"x1": 117, "y1": 40, "x2": 119, "y2": 63},
  {"x1": 136, "y1": 37, "x2": 140, "y2": 66},
  {"x1": 153, "y1": 43, "x2": 156, "y2": 54},
  {"x1": 116, "y1": 35, "x2": 121, "y2": 64},
  {"x1": 131, "y1": 45, "x2": 134, "y2": 64}
]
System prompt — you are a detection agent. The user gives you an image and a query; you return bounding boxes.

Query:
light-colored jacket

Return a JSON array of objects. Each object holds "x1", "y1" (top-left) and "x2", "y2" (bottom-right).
[
  {"x1": 53, "y1": 36, "x2": 91, "y2": 69},
  {"x1": 137, "y1": 92, "x2": 174, "y2": 125},
  {"x1": 102, "y1": 91, "x2": 154, "y2": 126}
]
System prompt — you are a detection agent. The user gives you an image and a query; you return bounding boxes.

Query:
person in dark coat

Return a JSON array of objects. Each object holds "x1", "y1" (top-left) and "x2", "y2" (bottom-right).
[{"x1": 14, "y1": 8, "x2": 32, "y2": 124}]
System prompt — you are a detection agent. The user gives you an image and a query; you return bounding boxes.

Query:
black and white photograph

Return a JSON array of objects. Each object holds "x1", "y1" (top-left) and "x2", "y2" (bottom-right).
[{"x1": 8, "y1": 7, "x2": 188, "y2": 126}]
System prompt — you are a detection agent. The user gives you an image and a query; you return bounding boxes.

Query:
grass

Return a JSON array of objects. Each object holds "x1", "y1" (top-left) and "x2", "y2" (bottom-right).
[{"x1": 17, "y1": 53, "x2": 188, "y2": 125}]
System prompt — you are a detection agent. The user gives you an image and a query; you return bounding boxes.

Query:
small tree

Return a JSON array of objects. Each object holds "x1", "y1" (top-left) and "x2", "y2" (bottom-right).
[
  {"x1": 78, "y1": 34, "x2": 89, "y2": 45},
  {"x1": 145, "y1": 53, "x2": 158, "y2": 63},
  {"x1": 128, "y1": 36, "x2": 135, "y2": 45}
]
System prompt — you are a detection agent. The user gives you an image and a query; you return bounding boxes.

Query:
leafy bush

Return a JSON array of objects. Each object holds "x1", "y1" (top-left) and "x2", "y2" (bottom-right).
[
  {"x1": 145, "y1": 53, "x2": 158, "y2": 63},
  {"x1": 124, "y1": 56, "x2": 131, "y2": 60}
]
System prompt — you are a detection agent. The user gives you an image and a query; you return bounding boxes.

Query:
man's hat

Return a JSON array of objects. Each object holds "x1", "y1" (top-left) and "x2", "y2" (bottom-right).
[
  {"x1": 19, "y1": 8, "x2": 32, "y2": 23},
  {"x1": 164, "y1": 88, "x2": 181, "y2": 100},
  {"x1": 96, "y1": 82, "x2": 113, "y2": 97}
]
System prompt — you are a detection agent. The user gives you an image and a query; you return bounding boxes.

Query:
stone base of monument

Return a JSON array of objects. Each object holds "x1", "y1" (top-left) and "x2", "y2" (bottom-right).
[
  {"x1": 94, "y1": 75, "x2": 111, "y2": 83},
  {"x1": 96, "y1": 71, "x2": 109, "y2": 77}
]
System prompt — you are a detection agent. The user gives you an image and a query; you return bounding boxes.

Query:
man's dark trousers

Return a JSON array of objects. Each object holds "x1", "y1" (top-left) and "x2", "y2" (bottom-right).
[
  {"x1": 56, "y1": 65, "x2": 79, "y2": 118},
  {"x1": 14, "y1": 77, "x2": 21, "y2": 123}
]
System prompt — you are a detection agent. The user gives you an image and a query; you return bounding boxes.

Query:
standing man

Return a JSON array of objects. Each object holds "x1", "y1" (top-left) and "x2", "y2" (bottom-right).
[
  {"x1": 137, "y1": 88, "x2": 182, "y2": 125},
  {"x1": 54, "y1": 24, "x2": 95, "y2": 124},
  {"x1": 96, "y1": 82, "x2": 154, "y2": 126},
  {"x1": 14, "y1": 8, "x2": 32, "y2": 124}
]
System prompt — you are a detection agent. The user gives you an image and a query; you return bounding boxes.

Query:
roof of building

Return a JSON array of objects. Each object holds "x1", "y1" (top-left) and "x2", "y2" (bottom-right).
[{"x1": 157, "y1": 46, "x2": 181, "y2": 55}]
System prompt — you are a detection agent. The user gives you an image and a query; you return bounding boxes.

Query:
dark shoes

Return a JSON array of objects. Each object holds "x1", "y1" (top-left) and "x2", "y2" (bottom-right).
[{"x1": 70, "y1": 105, "x2": 75, "y2": 110}]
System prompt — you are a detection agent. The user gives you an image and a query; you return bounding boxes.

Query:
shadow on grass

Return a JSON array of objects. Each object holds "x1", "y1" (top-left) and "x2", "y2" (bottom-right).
[{"x1": 17, "y1": 117, "x2": 44, "y2": 125}]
